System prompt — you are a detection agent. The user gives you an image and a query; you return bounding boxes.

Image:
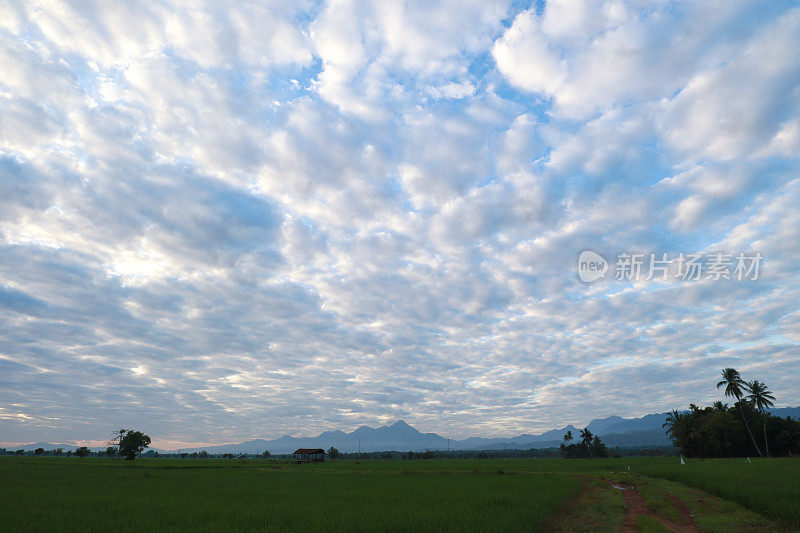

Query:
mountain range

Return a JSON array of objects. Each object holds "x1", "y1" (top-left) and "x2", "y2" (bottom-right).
[{"x1": 10, "y1": 406, "x2": 799, "y2": 454}]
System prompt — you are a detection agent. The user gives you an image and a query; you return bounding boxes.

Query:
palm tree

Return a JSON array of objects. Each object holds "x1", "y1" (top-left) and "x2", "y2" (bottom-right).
[
  {"x1": 580, "y1": 428, "x2": 593, "y2": 446},
  {"x1": 746, "y1": 380, "x2": 776, "y2": 457},
  {"x1": 563, "y1": 430, "x2": 573, "y2": 443},
  {"x1": 663, "y1": 409, "x2": 682, "y2": 441},
  {"x1": 712, "y1": 401, "x2": 728, "y2": 412},
  {"x1": 717, "y1": 368, "x2": 762, "y2": 457}
]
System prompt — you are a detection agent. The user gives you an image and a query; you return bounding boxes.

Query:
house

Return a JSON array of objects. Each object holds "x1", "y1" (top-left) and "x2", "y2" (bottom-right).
[{"x1": 293, "y1": 448, "x2": 326, "y2": 463}]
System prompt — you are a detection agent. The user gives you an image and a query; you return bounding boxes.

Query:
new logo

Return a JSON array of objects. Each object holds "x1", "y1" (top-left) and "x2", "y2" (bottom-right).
[{"x1": 577, "y1": 250, "x2": 608, "y2": 283}]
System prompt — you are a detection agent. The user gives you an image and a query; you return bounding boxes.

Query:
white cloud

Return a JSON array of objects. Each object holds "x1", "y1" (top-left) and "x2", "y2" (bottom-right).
[
  {"x1": 0, "y1": 0, "x2": 798, "y2": 445},
  {"x1": 311, "y1": 0, "x2": 510, "y2": 116},
  {"x1": 493, "y1": 1, "x2": 797, "y2": 121},
  {"x1": 428, "y1": 80, "x2": 476, "y2": 100},
  {"x1": 492, "y1": 9, "x2": 565, "y2": 96},
  {"x1": 662, "y1": 7, "x2": 800, "y2": 162}
]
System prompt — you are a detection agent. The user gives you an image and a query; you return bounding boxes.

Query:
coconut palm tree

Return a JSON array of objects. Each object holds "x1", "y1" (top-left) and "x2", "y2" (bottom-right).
[
  {"x1": 712, "y1": 401, "x2": 728, "y2": 412},
  {"x1": 663, "y1": 409, "x2": 682, "y2": 441},
  {"x1": 717, "y1": 368, "x2": 762, "y2": 457},
  {"x1": 563, "y1": 430, "x2": 573, "y2": 443},
  {"x1": 580, "y1": 428, "x2": 593, "y2": 446},
  {"x1": 746, "y1": 380, "x2": 776, "y2": 457}
]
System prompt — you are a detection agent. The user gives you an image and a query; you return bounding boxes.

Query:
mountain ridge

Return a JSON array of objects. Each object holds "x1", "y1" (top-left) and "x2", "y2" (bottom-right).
[{"x1": 8, "y1": 406, "x2": 798, "y2": 453}]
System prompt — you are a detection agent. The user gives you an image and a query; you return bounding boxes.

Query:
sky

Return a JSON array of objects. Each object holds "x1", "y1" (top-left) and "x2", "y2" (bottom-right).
[{"x1": 1, "y1": 0, "x2": 799, "y2": 449}]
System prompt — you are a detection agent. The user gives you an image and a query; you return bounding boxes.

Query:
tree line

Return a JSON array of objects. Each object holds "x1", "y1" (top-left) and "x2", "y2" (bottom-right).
[
  {"x1": 1, "y1": 428, "x2": 152, "y2": 460},
  {"x1": 663, "y1": 368, "x2": 800, "y2": 458},
  {"x1": 559, "y1": 428, "x2": 609, "y2": 458}
]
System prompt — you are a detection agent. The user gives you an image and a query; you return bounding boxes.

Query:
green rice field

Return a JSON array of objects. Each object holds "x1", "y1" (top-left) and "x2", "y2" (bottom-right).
[{"x1": 1, "y1": 456, "x2": 798, "y2": 532}]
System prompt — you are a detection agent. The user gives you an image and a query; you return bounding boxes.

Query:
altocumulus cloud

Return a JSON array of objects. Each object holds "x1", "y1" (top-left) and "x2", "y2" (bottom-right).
[{"x1": 0, "y1": 0, "x2": 799, "y2": 447}]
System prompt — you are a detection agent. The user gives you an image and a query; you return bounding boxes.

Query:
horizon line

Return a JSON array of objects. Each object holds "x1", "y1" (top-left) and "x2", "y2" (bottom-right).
[{"x1": 5, "y1": 404, "x2": 798, "y2": 451}]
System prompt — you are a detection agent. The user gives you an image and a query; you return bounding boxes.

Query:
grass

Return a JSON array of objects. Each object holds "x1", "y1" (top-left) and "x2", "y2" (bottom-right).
[
  {"x1": 1, "y1": 456, "x2": 799, "y2": 531},
  {"x1": 611, "y1": 473, "x2": 786, "y2": 532},
  {"x1": 546, "y1": 476, "x2": 626, "y2": 532},
  {"x1": 635, "y1": 480, "x2": 684, "y2": 524},
  {"x1": 635, "y1": 514, "x2": 671, "y2": 532},
  {"x1": 0, "y1": 457, "x2": 580, "y2": 532},
  {"x1": 633, "y1": 457, "x2": 800, "y2": 526}
]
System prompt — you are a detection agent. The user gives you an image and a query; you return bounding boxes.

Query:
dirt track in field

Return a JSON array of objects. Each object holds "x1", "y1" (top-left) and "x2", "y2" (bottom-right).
[{"x1": 616, "y1": 483, "x2": 701, "y2": 533}]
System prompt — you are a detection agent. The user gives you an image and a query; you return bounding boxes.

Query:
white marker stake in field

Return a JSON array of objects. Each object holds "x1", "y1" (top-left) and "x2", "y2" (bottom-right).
[
  {"x1": 746, "y1": 457, "x2": 751, "y2": 463},
  {"x1": 680, "y1": 456, "x2": 685, "y2": 465}
]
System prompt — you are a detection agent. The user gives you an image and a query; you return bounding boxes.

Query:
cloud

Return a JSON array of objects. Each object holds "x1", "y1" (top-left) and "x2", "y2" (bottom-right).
[
  {"x1": 493, "y1": 1, "x2": 797, "y2": 120},
  {"x1": 661, "y1": 7, "x2": 800, "y2": 162},
  {"x1": 310, "y1": 0, "x2": 510, "y2": 117},
  {"x1": 0, "y1": 0, "x2": 798, "y2": 446}
]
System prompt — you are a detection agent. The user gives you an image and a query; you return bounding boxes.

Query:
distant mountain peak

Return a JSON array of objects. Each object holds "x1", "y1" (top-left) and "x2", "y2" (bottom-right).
[
  {"x1": 389, "y1": 419, "x2": 422, "y2": 435},
  {"x1": 589, "y1": 415, "x2": 624, "y2": 423}
]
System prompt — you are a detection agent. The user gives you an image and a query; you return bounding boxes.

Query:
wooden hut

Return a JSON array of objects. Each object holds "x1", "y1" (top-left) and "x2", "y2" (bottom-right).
[{"x1": 292, "y1": 448, "x2": 326, "y2": 463}]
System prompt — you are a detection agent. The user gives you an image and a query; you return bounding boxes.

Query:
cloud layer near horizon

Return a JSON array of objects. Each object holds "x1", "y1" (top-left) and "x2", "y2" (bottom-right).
[{"x1": 1, "y1": 0, "x2": 799, "y2": 446}]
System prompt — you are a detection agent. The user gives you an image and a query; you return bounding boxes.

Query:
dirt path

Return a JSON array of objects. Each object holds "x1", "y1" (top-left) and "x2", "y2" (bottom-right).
[
  {"x1": 667, "y1": 493, "x2": 699, "y2": 527},
  {"x1": 615, "y1": 483, "x2": 701, "y2": 533}
]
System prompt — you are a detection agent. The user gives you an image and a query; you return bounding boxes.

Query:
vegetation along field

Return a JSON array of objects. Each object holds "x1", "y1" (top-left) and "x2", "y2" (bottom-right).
[{"x1": 1, "y1": 456, "x2": 798, "y2": 532}]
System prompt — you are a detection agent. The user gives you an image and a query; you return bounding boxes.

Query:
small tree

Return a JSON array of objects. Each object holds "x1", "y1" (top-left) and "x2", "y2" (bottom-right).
[
  {"x1": 113, "y1": 428, "x2": 126, "y2": 447},
  {"x1": 75, "y1": 446, "x2": 91, "y2": 457},
  {"x1": 262, "y1": 450, "x2": 271, "y2": 458},
  {"x1": 327, "y1": 447, "x2": 340, "y2": 460},
  {"x1": 580, "y1": 428, "x2": 594, "y2": 446},
  {"x1": 119, "y1": 430, "x2": 151, "y2": 460},
  {"x1": 198, "y1": 450, "x2": 209, "y2": 458},
  {"x1": 106, "y1": 446, "x2": 118, "y2": 457},
  {"x1": 34, "y1": 448, "x2": 45, "y2": 456},
  {"x1": 54, "y1": 448, "x2": 63, "y2": 456},
  {"x1": 591, "y1": 436, "x2": 609, "y2": 458}
]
